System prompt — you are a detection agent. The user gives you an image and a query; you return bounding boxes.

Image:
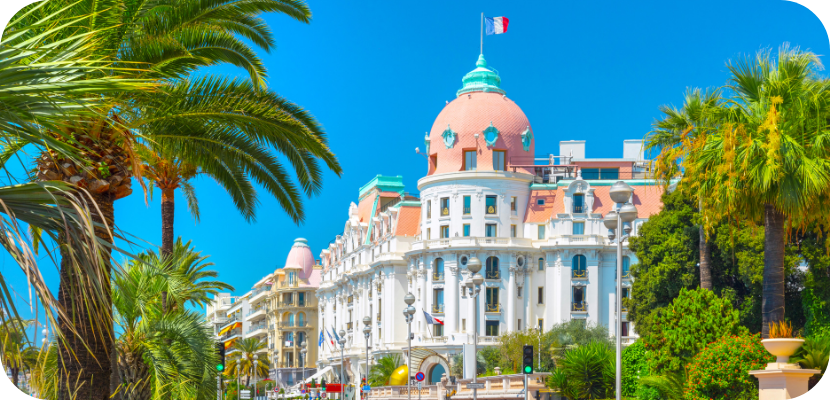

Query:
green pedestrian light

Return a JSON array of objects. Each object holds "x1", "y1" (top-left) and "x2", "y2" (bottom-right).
[{"x1": 217, "y1": 364, "x2": 225, "y2": 371}]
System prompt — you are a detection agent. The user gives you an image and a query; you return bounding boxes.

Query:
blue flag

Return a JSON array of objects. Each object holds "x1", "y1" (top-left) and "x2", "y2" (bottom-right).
[{"x1": 318, "y1": 330, "x2": 324, "y2": 347}]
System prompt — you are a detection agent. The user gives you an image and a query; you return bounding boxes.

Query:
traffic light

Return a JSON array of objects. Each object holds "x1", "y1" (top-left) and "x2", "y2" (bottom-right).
[
  {"x1": 216, "y1": 343, "x2": 226, "y2": 372},
  {"x1": 522, "y1": 345, "x2": 533, "y2": 374}
]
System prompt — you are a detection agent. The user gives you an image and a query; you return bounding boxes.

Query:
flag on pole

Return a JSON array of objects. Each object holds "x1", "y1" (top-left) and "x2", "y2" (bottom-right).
[
  {"x1": 327, "y1": 329, "x2": 335, "y2": 346},
  {"x1": 485, "y1": 16, "x2": 509, "y2": 35},
  {"x1": 331, "y1": 327, "x2": 340, "y2": 342},
  {"x1": 423, "y1": 309, "x2": 444, "y2": 325},
  {"x1": 318, "y1": 330, "x2": 324, "y2": 347}
]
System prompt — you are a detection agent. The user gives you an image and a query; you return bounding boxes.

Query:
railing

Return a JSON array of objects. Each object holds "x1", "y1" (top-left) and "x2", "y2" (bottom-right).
[
  {"x1": 432, "y1": 304, "x2": 445, "y2": 313},
  {"x1": 463, "y1": 207, "x2": 471, "y2": 214},
  {"x1": 250, "y1": 286, "x2": 272, "y2": 297},
  {"x1": 422, "y1": 336, "x2": 448, "y2": 343},
  {"x1": 211, "y1": 316, "x2": 228, "y2": 324},
  {"x1": 572, "y1": 302, "x2": 588, "y2": 312},
  {"x1": 279, "y1": 300, "x2": 295, "y2": 307},
  {"x1": 279, "y1": 321, "x2": 295, "y2": 328},
  {"x1": 247, "y1": 307, "x2": 268, "y2": 316},
  {"x1": 279, "y1": 280, "x2": 299, "y2": 288},
  {"x1": 275, "y1": 361, "x2": 295, "y2": 368},
  {"x1": 486, "y1": 270, "x2": 500, "y2": 280},
  {"x1": 433, "y1": 272, "x2": 444, "y2": 281},
  {"x1": 485, "y1": 304, "x2": 500, "y2": 313},
  {"x1": 297, "y1": 321, "x2": 310, "y2": 328},
  {"x1": 622, "y1": 269, "x2": 631, "y2": 279},
  {"x1": 221, "y1": 330, "x2": 242, "y2": 341},
  {"x1": 346, "y1": 322, "x2": 353, "y2": 330},
  {"x1": 573, "y1": 269, "x2": 587, "y2": 279},
  {"x1": 477, "y1": 336, "x2": 499, "y2": 343},
  {"x1": 573, "y1": 205, "x2": 585, "y2": 213},
  {"x1": 247, "y1": 324, "x2": 267, "y2": 334}
]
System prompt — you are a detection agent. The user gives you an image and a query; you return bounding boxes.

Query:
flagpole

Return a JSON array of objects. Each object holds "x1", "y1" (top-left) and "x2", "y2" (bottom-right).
[{"x1": 480, "y1": 12, "x2": 484, "y2": 54}]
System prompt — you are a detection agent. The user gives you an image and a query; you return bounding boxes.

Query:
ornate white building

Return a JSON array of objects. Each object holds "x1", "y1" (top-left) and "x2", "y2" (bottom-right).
[{"x1": 314, "y1": 54, "x2": 666, "y2": 386}]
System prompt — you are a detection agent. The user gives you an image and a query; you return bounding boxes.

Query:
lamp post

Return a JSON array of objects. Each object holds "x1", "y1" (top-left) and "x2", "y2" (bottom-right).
[
  {"x1": 462, "y1": 258, "x2": 484, "y2": 400},
  {"x1": 603, "y1": 181, "x2": 638, "y2": 400},
  {"x1": 403, "y1": 293, "x2": 416, "y2": 400},
  {"x1": 363, "y1": 316, "x2": 372, "y2": 400},
  {"x1": 237, "y1": 362, "x2": 242, "y2": 400},
  {"x1": 301, "y1": 342, "x2": 308, "y2": 388},
  {"x1": 254, "y1": 354, "x2": 259, "y2": 400},
  {"x1": 338, "y1": 329, "x2": 347, "y2": 399}
]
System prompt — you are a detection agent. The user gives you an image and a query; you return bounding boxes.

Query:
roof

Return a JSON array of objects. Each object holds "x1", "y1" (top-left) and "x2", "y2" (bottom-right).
[
  {"x1": 524, "y1": 190, "x2": 559, "y2": 223},
  {"x1": 395, "y1": 205, "x2": 421, "y2": 236}
]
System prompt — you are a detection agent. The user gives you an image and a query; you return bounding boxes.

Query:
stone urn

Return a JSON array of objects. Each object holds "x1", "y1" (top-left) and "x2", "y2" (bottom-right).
[{"x1": 761, "y1": 338, "x2": 805, "y2": 364}]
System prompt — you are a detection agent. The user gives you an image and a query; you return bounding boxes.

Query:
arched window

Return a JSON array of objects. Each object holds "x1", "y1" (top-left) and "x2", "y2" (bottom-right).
[
  {"x1": 622, "y1": 256, "x2": 631, "y2": 278},
  {"x1": 538, "y1": 257, "x2": 545, "y2": 271},
  {"x1": 486, "y1": 256, "x2": 500, "y2": 279},
  {"x1": 434, "y1": 258, "x2": 444, "y2": 281},
  {"x1": 287, "y1": 313, "x2": 295, "y2": 327},
  {"x1": 572, "y1": 255, "x2": 587, "y2": 278},
  {"x1": 298, "y1": 312, "x2": 306, "y2": 327}
]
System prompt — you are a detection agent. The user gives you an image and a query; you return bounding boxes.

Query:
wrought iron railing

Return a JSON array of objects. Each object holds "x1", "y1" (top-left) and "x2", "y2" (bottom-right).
[
  {"x1": 573, "y1": 205, "x2": 585, "y2": 213},
  {"x1": 433, "y1": 272, "x2": 444, "y2": 281},
  {"x1": 486, "y1": 270, "x2": 500, "y2": 279},
  {"x1": 573, "y1": 269, "x2": 588, "y2": 279},
  {"x1": 279, "y1": 321, "x2": 295, "y2": 328},
  {"x1": 622, "y1": 269, "x2": 631, "y2": 279},
  {"x1": 432, "y1": 304, "x2": 445, "y2": 313},
  {"x1": 463, "y1": 207, "x2": 471, "y2": 214},
  {"x1": 572, "y1": 302, "x2": 587, "y2": 312},
  {"x1": 485, "y1": 304, "x2": 500, "y2": 312}
]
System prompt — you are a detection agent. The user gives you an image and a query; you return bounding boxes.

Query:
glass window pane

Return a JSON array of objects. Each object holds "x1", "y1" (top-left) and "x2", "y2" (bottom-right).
[
  {"x1": 582, "y1": 168, "x2": 600, "y2": 180},
  {"x1": 573, "y1": 222, "x2": 584, "y2": 235},
  {"x1": 538, "y1": 225, "x2": 546, "y2": 239},
  {"x1": 573, "y1": 194, "x2": 585, "y2": 213},
  {"x1": 486, "y1": 196, "x2": 497, "y2": 214},
  {"x1": 601, "y1": 168, "x2": 619, "y2": 180},
  {"x1": 464, "y1": 196, "x2": 471, "y2": 214},
  {"x1": 463, "y1": 224, "x2": 470, "y2": 237}
]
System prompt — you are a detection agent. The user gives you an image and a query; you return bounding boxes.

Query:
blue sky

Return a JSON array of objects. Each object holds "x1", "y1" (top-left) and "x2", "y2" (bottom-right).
[{"x1": 3, "y1": 0, "x2": 829, "y2": 324}]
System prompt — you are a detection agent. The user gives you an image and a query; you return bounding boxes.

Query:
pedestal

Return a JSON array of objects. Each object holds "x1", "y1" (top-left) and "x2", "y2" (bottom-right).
[{"x1": 749, "y1": 368, "x2": 821, "y2": 400}]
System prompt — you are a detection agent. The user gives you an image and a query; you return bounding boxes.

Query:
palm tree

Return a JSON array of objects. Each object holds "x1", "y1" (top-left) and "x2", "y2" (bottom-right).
[
  {"x1": 112, "y1": 243, "x2": 231, "y2": 400},
  {"x1": 368, "y1": 354, "x2": 402, "y2": 387},
  {"x1": 647, "y1": 88, "x2": 722, "y2": 290},
  {"x1": 226, "y1": 338, "x2": 270, "y2": 387},
  {"x1": 1, "y1": 318, "x2": 34, "y2": 387},
  {"x1": 545, "y1": 341, "x2": 615, "y2": 400},
  {"x1": 639, "y1": 370, "x2": 686, "y2": 399},
  {"x1": 647, "y1": 45, "x2": 830, "y2": 337},
  {"x1": 8, "y1": 1, "x2": 341, "y2": 396},
  {"x1": 791, "y1": 336, "x2": 829, "y2": 389}
]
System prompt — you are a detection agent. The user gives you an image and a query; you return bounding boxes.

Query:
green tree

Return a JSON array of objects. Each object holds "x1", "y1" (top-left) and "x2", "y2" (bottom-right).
[
  {"x1": 0, "y1": 318, "x2": 41, "y2": 388},
  {"x1": 496, "y1": 329, "x2": 544, "y2": 372},
  {"x1": 642, "y1": 288, "x2": 743, "y2": 373},
  {"x1": 543, "y1": 320, "x2": 612, "y2": 371},
  {"x1": 368, "y1": 354, "x2": 402, "y2": 386},
  {"x1": 799, "y1": 229, "x2": 830, "y2": 338},
  {"x1": 546, "y1": 341, "x2": 615, "y2": 400},
  {"x1": 648, "y1": 46, "x2": 830, "y2": 338},
  {"x1": 685, "y1": 334, "x2": 772, "y2": 400}
]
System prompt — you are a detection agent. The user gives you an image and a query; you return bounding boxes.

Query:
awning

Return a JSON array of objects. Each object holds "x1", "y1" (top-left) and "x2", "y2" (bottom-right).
[
  {"x1": 303, "y1": 366, "x2": 333, "y2": 384},
  {"x1": 224, "y1": 339, "x2": 237, "y2": 349},
  {"x1": 218, "y1": 322, "x2": 241, "y2": 336}
]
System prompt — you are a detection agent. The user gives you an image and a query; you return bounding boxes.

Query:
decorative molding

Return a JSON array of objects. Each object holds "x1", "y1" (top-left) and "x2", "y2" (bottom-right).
[
  {"x1": 424, "y1": 133, "x2": 431, "y2": 154},
  {"x1": 442, "y1": 124, "x2": 457, "y2": 149},
  {"x1": 521, "y1": 126, "x2": 533, "y2": 151},
  {"x1": 483, "y1": 122, "x2": 499, "y2": 147}
]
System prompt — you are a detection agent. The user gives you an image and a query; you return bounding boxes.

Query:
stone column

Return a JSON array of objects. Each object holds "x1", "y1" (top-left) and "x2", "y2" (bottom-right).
[
  {"x1": 420, "y1": 257, "x2": 429, "y2": 335},
  {"x1": 507, "y1": 265, "x2": 517, "y2": 332},
  {"x1": 524, "y1": 269, "x2": 531, "y2": 329},
  {"x1": 446, "y1": 264, "x2": 459, "y2": 335}
]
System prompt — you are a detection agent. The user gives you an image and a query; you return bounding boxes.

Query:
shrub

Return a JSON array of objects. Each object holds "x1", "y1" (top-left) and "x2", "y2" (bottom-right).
[
  {"x1": 643, "y1": 287, "x2": 743, "y2": 373},
  {"x1": 685, "y1": 333, "x2": 773, "y2": 400},
  {"x1": 546, "y1": 341, "x2": 614, "y2": 399},
  {"x1": 621, "y1": 341, "x2": 649, "y2": 397}
]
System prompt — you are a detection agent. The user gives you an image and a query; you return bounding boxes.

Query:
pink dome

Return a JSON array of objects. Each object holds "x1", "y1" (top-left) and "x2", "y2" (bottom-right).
[
  {"x1": 426, "y1": 56, "x2": 534, "y2": 176},
  {"x1": 284, "y1": 238, "x2": 314, "y2": 279}
]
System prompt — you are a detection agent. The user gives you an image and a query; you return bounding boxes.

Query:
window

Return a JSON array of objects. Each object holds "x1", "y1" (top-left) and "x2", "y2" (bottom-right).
[
  {"x1": 538, "y1": 257, "x2": 544, "y2": 271},
  {"x1": 440, "y1": 197, "x2": 450, "y2": 216},
  {"x1": 622, "y1": 256, "x2": 631, "y2": 278},
  {"x1": 538, "y1": 287, "x2": 544, "y2": 304},
  {"x1": 427, "y1": 201, "x2": 432, "y2": 219},
  {"x1": 622, "y1": 287, "x2": 630, "y2": 299},
  {"x1": 434, "y1": 324, "x2": 444, "y2": 336},
  {"x1": 485, "y1": 321, "x2": 500, "y2": 336},
  {"x1": 573, "y1": 194, "x2": 585, "y2": 213},
  {"x1": 462, "y1": 319, "x2": 466, "y2": 331},
  {"x1": 537, "y1": 199, "x2": 545, "y2": 205},
  {"x1": 492, "y1": 150, "x2": 506, "y2": 170},
  {"x1": 433, "y1": 289, "x2": 444, "y2": 313},
  {"x1": 440, "y1": 225, "x2": 449, "y2": 239},
  {"x1": 485, "y1": 224, "x2": 497, "y2": 237},
  {"x1": 573, "y1": 255, "x2": 587, "y2": 278},
  {"x1": 486, "y1": 287, "x2": 499, "y2": 310},
  {"x1": 517, "y1": 286, "x2": 523, "y2": 298},
  {"x1": 538, "y1": 224, "x2": 546, "y2": 239},
  {"x1": 434, "y1": 258, "x2": 444, "y2": 281},
  {"x1": 426, "y1": 228, "x2": 431, "y2": 240},
  {"x1": 464, "y1": 150, "x2": 477, "y2": 170},
  {"x1": 573, "y1": 222, "x2": 585, "y2": 235},
  {"x1": 517, "y1": 319, "x2": 522, "y2": 331},
  {"x1": 485, "y1": 195, "x2": 497, "y2": 214},
  {"x1": 581, "y1": 168, "x2": 619, "y2": 180},
  {"x1": 463, "y1": 195, "x2": 471, "y2": 214},
  {"x1": 298, "y1": 292, "x2": 306, "y2": 307},
  {"x1": 621, "y1": 322, "x2": 630, "y2": 337},
  {"x1": 538, "y1": 319, "x2": 544, "y2": 330},
  {"x1": 463, "y1": 224, "x2": 471, "y2": 237},
  {"x1": 573, "y1": 286, "x2": 586, "y2": 311},
  {"x1": 511, "y1": 224, "x2": 517, "y2": 238},
  {"x1": 485, "y1": 257, "x2": 499, "y2": 279},
  {"x1": 431, "y1": 154, "x2": 438, "y2": 170},
  {"x1": 511, "y1": 197, "x2": 517, "y2": 214}
]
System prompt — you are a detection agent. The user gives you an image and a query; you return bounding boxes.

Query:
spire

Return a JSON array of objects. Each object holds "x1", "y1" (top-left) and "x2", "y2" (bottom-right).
[{"x1": 456, "y1": 54, "x2": 505, "y2": 97}]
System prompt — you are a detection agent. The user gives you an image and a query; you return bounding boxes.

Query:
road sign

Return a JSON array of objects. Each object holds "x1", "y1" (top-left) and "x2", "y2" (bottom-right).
[
  {"x1": 466, "y1": 383, "x2": 485, "y2": 389},
  {"x1": 241, "y1": 390, "x2": 251, "y2": 399},
  {"x1": 362, "y1": 385, "x2": 371, "y2": 391},
  {"x1": 415, "y1": 372, "x2": 425, "y2": 382},
  {"x1": 274, "y1": 388, "x2": 279, "y2": 393},
  {"x1": 322, "y1": 394, "x2": 327, "y2": 399}
]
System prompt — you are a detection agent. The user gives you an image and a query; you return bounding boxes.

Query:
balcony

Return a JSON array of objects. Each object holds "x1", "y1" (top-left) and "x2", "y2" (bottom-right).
[
  {"x1": 346, "y1": 322, "x2": 353, "y2": 331},
  {"x1": 572, "y1": 301, "x2": 588, "y2": 313},
  {"x1": 210, "y1": 316, "x2": 228, "y2": 325},
  {"x1": 411, "y1": 236, "x2": 533, "y2": 251},
  {"x1": 297, "y1": 320, "x2": 310, "y2": 328},
  {"x1": 573, "y1": 205, "x2": 585, "y2": 213},
  {"x1": 622, "y1": 269, "x2": 631, "y2": 279},
  {"x1": 219, "y1": 314, "x2": 240, "y2": 329},
  {"x1": 249, "y1": 286, "x2": 272, "y2": 303},
  {"x1": 278, "y1": 300, "x2": 296, "y2": 307},
  {"x1": 279, "y1": 321, "x2": 295, "y2": 328},
  {"x1": 572, "y1": 269, "x2": 588, "y2": 279},
  {"x1": 221, "y1": 329, "x2": 242, "y2": 342},
  {"x1": 246, "y1": 323, "x2": 268, "y2": 336},
  {"x1": 246, "y1": 307, "x2": 268, "y2": 320},
  {"x1": 485, "y1": 270, "x2": 500, "y2": 280},
  {"x1": 463, "y1": 207, "x2": 471, "y2": 215},
  {"x1": 485, "y1": 304, "x2": 500, "y2": 313},
  {"x1": 432, "y1": 304, "x2": 445, "y2": 314},
  {"x1": 432, "y1": 272, "x2": 444, "y2": 281},
  {"x1": 279, "y1": 280, "x2": 299, "y2": 288}
]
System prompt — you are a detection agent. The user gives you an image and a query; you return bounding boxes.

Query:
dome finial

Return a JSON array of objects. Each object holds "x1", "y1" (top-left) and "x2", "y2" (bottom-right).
[
  {"x1": 457, "y1": 54, "x2": 504, "y2": 97},
  {"x1": 476, "y1": 54, "x2": 487, "y2": 68}
]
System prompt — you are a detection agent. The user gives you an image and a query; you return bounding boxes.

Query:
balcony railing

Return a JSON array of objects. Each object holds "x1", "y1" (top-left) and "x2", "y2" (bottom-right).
[
  {"x1": 298, "y1": 321, "x2": 309, "y2": 328},
  {"x1": 485, "y1": 270, "x2": 500, "y2": 280},
  {"x1": 279, "y1": 321, "x2": 295, "y2": 328},
  {"x1": 279, "y1": 300, "x2": 295, "y2": 307},
  {"x1": 463, "y1": 207, "x2": 471, "y2": 214},
  {"x1": 279, "y1": 280, "x2": 299, "y2": 288},
  {"x1": 622, "y1": 269, "x2": 631, "y2": 279},
  {"x1": 247, "y1": 307, "x2": 268, "y2": 316},
  {"x1": 485, "y1": 304, "x2": 500, "y2": 313},
  {"x1": 247, "y1": 324, "x2": 267, "y2": 334},
  {"x1": 432, "y1": 304, "x2": 445, "y2": 313},
  {"x1": 573, "y1": 269, "x2": 588, "y2": 279},
  {"x1": 250, "y1": 286, "x2": 271, "y2": 298},
  {"x1": 432, "y1": 272, "x2": 444, "y2": 281},
  {"x1": 220, "y1": 330, "x2": 242, "y2": 341},
  {"x1": 572, "y1": 301, "x2": 588, "y2": 312},
  {"x1": 573, "y1": 205, "x2": 585, "y2": 213}
]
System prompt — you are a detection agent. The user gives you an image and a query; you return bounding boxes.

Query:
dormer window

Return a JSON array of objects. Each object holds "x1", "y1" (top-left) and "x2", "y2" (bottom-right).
[
  {"x1": 573, "y1": 194, "x2": 585, "y2": 213},
  {"x1": 492, "y1": 150, "x2": 506, "y2": 171}
]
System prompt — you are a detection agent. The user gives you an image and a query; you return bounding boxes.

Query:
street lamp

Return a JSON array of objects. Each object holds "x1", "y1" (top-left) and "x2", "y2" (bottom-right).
[
  {"x1": 403, "y1": 293, "x2": 416, "y2": 400},
  {"x1": 462, "y1": 257, "x2": 484, "y2": 400},
  {"x1": 301, "y1": 341, "x2": 308, "y2": 388},
  {"x1": 603, "y1": 181, "x2": 638, "y2": 400},
  {"x1": 338, "y1": 330, "x2": 347, "y2": 388},
  {"x1": 254, "y1": 354, "x2": 259, "y2": 399},
  {"x1": 362, "y1": 316, "x2": 372, "y2": 400}
]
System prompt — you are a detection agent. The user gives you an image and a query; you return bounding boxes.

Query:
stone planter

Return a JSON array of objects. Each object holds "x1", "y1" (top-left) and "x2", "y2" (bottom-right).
[{"x1": 761, "y1": 338, "x2": 805, "y2": 364}]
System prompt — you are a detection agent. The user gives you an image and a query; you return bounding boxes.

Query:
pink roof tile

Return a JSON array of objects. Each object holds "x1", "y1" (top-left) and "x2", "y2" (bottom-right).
[
  {"x1": 357, "y1": 192, "x2": 377, "y2": 223},
  {"x1": 395, "y1": 206, "x2": 421, "y2": 236},
  {"x1": 524, "y1": 190, "x2": 559, "y2": 223},
  {"x1": 591, "y1": 185, "x2": 666, "y2": 218}
]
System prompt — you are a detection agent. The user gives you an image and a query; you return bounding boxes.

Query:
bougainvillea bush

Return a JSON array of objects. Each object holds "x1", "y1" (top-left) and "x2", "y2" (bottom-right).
[{"x1": 685, "y1": 333, "x2": 773, "y2": 399}]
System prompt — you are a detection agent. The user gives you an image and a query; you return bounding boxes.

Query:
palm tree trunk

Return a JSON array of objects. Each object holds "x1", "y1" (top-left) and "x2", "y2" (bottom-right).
[
  {"x1": 12, "y1": 366, "x2": 19, "y2": 387},
  {"x1": 161, "y1": 188, "x2": 175, "y2": 314},
  {"x1": 57, "y1": 193, "x2": 115, "y2": 400},
  {"x1": 116, "y1": 344, "x2": 151, "y2": 400},
  {"x1": 762, "y1": 203, "x2": 786, "y2": 338},
  {"x1": 699, "y1": 227, "x2": 713, "y2": 290}
]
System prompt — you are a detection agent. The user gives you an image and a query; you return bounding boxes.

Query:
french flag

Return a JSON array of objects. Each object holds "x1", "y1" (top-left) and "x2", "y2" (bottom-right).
[
  {"x1": 423, "y1": 310, "x2": 444, "y2": 325},
  {"x1": 485, "y1": 16, "x2": 509, "y2": 35}
]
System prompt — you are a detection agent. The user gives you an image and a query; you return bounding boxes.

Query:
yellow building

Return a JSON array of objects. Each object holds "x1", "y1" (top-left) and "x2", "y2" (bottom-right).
[{"x1": 268, "y1": 238, "x2": 321, "y2": 387}]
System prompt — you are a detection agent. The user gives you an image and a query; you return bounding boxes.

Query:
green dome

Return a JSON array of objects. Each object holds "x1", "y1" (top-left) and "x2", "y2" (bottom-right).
[{"x1": 456, "y1": 54, "x2": 505, "y2": 97}]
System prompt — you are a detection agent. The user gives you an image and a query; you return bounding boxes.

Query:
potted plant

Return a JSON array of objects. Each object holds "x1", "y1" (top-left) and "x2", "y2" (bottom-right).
[{"x1": 761, "y1": 321, "x2": 804, "y2": 365}]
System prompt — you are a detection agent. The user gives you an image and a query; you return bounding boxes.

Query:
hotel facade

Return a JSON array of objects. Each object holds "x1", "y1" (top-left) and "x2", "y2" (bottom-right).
[{"x1": 314, "y1": 54, "x2": 666, "y2": 386}]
